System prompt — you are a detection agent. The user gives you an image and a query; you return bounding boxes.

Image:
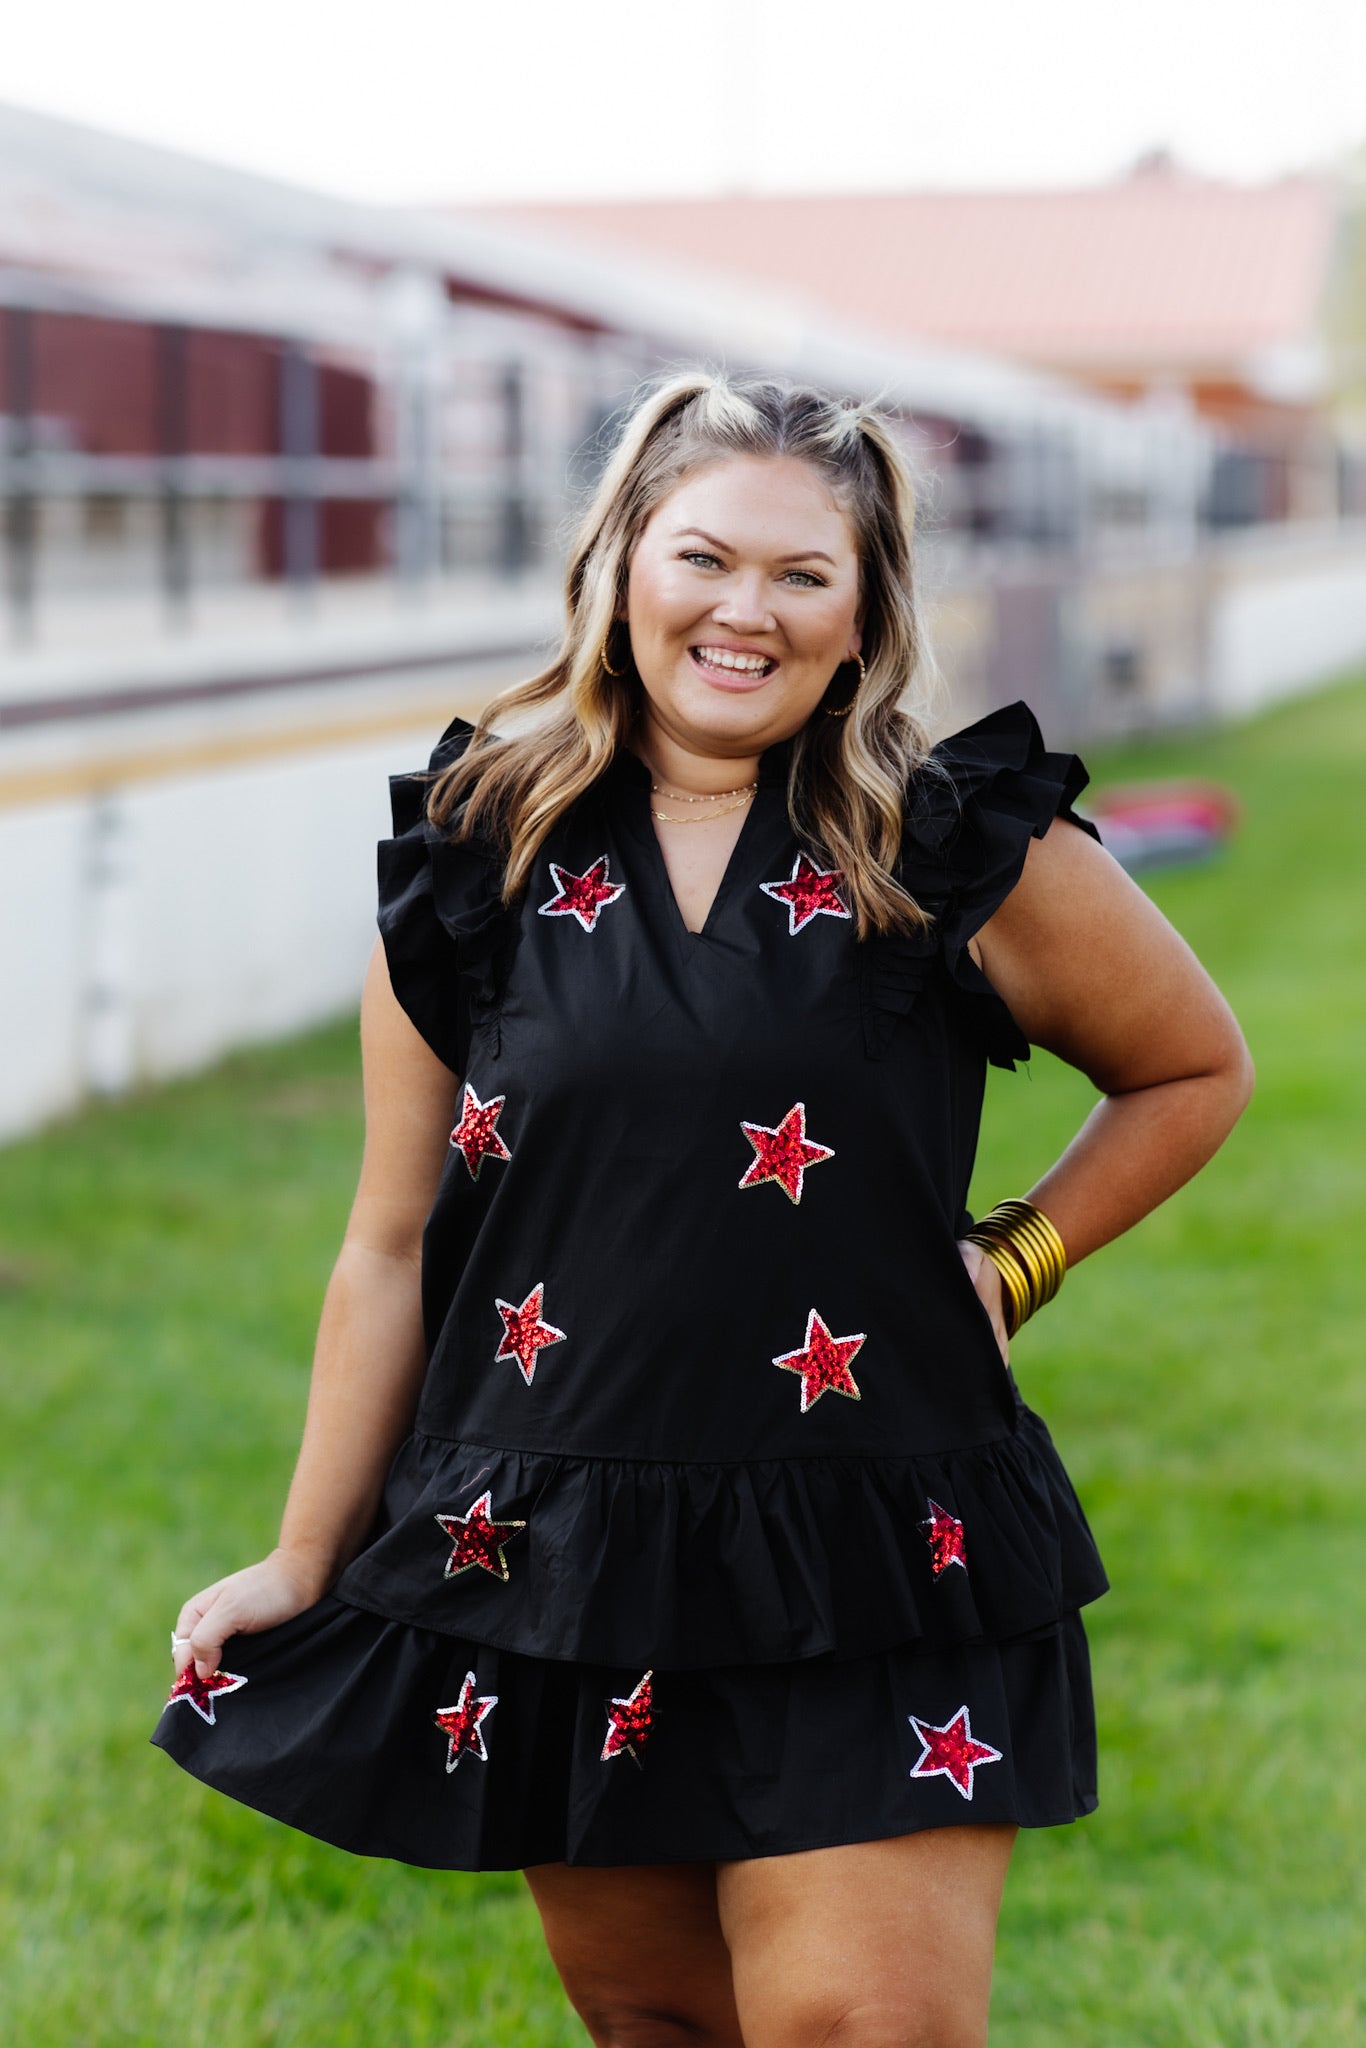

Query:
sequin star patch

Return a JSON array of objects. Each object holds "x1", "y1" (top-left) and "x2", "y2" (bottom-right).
[
  {"x1": 435, "y1": 1490, "x2": 527, "y2": 1581},
  {"x1": 434, "y1": 1672, "x2": 498, "y2": 1771},
  {"x1": 602, "y1": 1669, "x2": 654, "y2": 1766},
  {"x1": 908, "y1": 1705, "x2": 1002, "y2": 1800},
  {"x1": 494, "y1": 1282, "x2": 567, "y2": 1385},
  {"x1": 739, "y1": 1101, "x2": 834, "y2": 1204},
  {"x1": 759, "y1": 853, "x2": 851, "y2": 934},
  {"x1": 449, "y1": 1083, "x2": 512, "y2": 1179},
  {"x1": 164, "y1": 1664, "x2": 248, "y2": 1726},
  {"x1": 919, "y1": 1499, "x2": 967, "y2": 1576},
  {"x1": 538, "y1": 855, "x2": 626, "y2": 932},
  {"x1": 772, "y1": 1309, "x2": 865, "y2": 1412}
]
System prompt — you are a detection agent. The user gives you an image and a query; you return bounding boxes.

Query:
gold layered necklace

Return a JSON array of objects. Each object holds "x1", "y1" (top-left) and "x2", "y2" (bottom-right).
[{"x1": 649, "y1": 778, "x2": 758, "y2": 826}]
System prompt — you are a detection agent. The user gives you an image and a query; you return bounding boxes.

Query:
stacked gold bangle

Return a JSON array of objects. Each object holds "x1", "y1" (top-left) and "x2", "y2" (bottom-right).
[{"x1": 963, "y1": 1199, "x2": 1067, "y2": 1338}]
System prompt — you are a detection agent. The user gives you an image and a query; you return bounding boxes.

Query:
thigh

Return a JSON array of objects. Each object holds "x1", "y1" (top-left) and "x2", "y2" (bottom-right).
[
  {"x1": 522, "y1": 1859, "x2": 744, "y2": 2048},
  {"x1": 715, "y1": 1824, "x2": 1018, "y2": 2048}
]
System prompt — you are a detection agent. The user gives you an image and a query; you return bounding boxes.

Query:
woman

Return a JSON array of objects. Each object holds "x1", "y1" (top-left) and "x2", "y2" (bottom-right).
[{"x1": 153, "y1": 371, "x2": 1253, "y2": 2045}]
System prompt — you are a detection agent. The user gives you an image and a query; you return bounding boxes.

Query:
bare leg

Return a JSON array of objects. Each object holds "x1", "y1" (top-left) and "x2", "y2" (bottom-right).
[
  {"x1": 716, "y1": 1824, "x2": 1018, "y2": 2048},
  {"x1": 523, "y1": 1859, "x2": 745, "y2": 2048}
]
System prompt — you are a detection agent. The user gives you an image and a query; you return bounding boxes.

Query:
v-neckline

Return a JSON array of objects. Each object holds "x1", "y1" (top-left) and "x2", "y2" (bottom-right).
[
  {"x1": 652, "y1": 785, "x2": 767, "y2": 942},
  {"x1": 609, "y1": 735, "x2": 794, "y2": 945}
]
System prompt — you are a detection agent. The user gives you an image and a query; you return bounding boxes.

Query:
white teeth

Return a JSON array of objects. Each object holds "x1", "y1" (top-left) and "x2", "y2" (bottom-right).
[{"x1": 694, "y1": 646, "x2": 773, "y2": 673}]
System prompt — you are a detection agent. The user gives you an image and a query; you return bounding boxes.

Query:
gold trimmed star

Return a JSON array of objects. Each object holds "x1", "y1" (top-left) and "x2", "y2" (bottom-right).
[
  {"x1": 434, "y1": 1671, "x2": 498, "y2": 1771},
  {"x1": 435, "y1": 1490, "x2": 527, "y2": 1581},
  {"x1": 601, "y1": 1669, "x2": 654, "y2": 1765}
]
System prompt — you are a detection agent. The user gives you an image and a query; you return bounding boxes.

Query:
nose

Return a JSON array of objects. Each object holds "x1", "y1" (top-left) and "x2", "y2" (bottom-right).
[{"x1": 712, "y1": 572, "x2": 776, "y2": 634}]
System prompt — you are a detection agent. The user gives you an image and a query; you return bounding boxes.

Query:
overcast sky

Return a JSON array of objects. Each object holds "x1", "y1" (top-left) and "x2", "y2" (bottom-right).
[{"x1": 6, "y1": 0, "x2": 1366, "y2": 205}]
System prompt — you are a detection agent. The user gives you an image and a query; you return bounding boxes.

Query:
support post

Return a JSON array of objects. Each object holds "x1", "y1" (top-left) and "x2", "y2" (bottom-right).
[
  {"x1": 4, "y1": 305, "x2": 37, "y2": 646},
  {"x1": 156, "y1": 321, "x2": 192, "y2": 627},
  {"x1": 278, "y1": 339, "x2": 320, "y2": 604},
  {"x1": 497, "y1": 359, "x2": 530, "y2": 576}
]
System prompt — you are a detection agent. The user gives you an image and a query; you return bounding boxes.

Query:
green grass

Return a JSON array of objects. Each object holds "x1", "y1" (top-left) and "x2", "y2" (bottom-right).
[{"x1": 3, "y1": 672, "x2": 1365, "y2": 2045}]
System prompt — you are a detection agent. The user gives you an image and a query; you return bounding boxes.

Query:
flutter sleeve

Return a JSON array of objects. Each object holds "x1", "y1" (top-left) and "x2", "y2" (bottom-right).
[
  {"x1": 376, "y1": 715, "x2": 512, "y2": 1075},
  {"x1": 907, "y1": 698, "x2": 1103, "y2": 1071}
]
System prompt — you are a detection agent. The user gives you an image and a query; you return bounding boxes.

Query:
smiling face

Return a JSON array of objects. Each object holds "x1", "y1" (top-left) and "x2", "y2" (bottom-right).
[{"x1": 622, "y1": 453, "x2": 864, "y2": 763}]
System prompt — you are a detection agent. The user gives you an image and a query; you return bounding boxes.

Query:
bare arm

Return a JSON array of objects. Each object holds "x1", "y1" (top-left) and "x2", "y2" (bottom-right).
[
  {"x1": 174, "y1": 937, "x2": 459, "y2": 1678},
  {"x1": 958, "y1": 818, "x2": 1255, "y2": 1345}
]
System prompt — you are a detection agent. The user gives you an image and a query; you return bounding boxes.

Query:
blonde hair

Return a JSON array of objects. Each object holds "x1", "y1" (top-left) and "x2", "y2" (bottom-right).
[{"x1": 428, "y1": 367, "x2": 945, "y2": 937}]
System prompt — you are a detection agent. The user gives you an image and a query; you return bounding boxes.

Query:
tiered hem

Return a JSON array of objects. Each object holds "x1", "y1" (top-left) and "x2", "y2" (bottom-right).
[
  {"x1": 151, "y1": 1594, "x2": 1098, "y2": 1869},
  {"x1": 328, "y1": 1402, "x2": 1108, "y2": 1670}
]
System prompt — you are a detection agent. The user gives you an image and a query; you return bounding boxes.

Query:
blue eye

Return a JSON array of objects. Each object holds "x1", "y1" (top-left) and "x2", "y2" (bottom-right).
[{"x1": 678, "y1": 550, "x2": 826, "y2": 588}]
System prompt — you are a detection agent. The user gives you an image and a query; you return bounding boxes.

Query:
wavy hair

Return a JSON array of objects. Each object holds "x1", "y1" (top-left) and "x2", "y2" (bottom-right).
[{"x1": 427, "y1": 367, "x2": 945, "y2": 936}]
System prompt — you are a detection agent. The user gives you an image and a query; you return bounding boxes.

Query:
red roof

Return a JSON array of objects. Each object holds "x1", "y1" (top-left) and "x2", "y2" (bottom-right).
[{"x1": 461, "y1": 163, "x2": 1338, "y2": 376}]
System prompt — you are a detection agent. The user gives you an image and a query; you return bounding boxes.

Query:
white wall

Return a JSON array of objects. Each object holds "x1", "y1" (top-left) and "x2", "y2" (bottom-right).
[
  {"x1": 0, "y1": 731, "x2": 431, "y2": 1144},
  {"x1": 1209, "y1": 526, "x2": 1366, "y2": 715},
  {"x1": 0, "y1": 798, "x2": 88, "y2": 1136}
]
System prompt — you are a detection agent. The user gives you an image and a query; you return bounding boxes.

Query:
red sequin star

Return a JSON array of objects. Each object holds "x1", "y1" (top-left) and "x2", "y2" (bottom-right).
[
  {"x1": 537, "y1": 854, "x2": 626, "y2": 932},
  {"x1": 435, "y1": 1490, "x2": 527, "y2": 1581},
  {"x1": 602, "y1": 1669, "x2": 654, "y2": 1765},
  {"x1": 759, "y1": 852, "x2": 851, "y2": 934},
  {"x1": 494, "y1": 1282, "x2": 567, "y2": 1384},
  {"x1": 772, "y1": 1309, "x2": 865, "y2": 1412},
  {"x1": 739, "y1": 1101, "x2": 834, "y2": 1204},
  {"x1": 919, "y1": 1499, "x2": 968, "y2": 1575},
  {"x1": 908, "y1": 1705, "x2": 1002, "y2": 1800},
  {"x1": 449, "y1": 1082, "x2": 512, "y2": 1179},
  {"x1": 164, "y1": 1664, "x2": 248, "y2": 1726},
  {"x1": 433, "y1": 1671, "x2": 498, "y2": 1772}
]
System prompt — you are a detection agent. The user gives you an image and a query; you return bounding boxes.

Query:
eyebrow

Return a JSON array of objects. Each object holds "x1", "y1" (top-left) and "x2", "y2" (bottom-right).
[{"x1": 671, "y1": 526, "x2": 838, "y2": 567}]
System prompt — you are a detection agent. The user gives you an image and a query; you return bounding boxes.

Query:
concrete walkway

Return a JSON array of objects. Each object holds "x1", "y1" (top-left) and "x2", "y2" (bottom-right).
[{"x1": 0, "y1": 571, "x2": 562, "y2": 808}]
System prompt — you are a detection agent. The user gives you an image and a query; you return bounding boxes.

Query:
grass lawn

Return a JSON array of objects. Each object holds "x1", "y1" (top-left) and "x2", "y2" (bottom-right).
[{"x1": 2, "y1": 673, "x2": 1364, "y2": 2045}]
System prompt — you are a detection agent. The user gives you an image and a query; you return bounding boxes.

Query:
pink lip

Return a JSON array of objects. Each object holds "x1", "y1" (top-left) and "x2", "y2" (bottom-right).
[{"x1": 688, "y1": 646, "x2": 780, "y2": 692}]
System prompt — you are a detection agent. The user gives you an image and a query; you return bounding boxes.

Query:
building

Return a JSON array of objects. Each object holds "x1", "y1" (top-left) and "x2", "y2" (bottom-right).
[
  {"x1": 4, "y1": 104, "x2": 1366, "y2": 1144},
  {"x1": 1, "y1": 98, "x2": 1224, "y2": 663},
  {"x1": 470, "y1": 153, "x2": 1359, "y2": 526}
]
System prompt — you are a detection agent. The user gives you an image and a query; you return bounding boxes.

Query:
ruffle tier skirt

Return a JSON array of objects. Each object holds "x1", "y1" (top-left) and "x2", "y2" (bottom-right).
[{"x1": 150, "y1": 1591, "x2": 1098, "y2": 1869}]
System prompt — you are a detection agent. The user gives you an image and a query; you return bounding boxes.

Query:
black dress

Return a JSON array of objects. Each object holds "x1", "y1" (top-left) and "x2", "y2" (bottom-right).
[{"x1": 151, "y1": 698, "x2": 1110, "y2": 1869}]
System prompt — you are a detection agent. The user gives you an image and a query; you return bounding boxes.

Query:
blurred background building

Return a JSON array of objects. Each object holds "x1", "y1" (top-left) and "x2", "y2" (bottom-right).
[
  {"x1": 481, "y1": 151, "x2": 1360, "y2": 524},
  {"x1": 4, "y1": 98, "x2": 1366, "y2": 1140}
]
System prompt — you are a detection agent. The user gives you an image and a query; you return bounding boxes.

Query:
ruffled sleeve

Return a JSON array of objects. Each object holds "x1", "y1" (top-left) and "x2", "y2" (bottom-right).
[
  {"x1": 906, "y1": 699, "x2": 1102, "y2": 1071},
  {"x1": 376, "y1": 715, "x2": 513, "y2": 1075}
]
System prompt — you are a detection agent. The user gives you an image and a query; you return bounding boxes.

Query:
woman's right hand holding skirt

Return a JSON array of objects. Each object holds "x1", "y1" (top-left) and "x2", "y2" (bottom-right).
[{"x1": 171, "y1": 1548, "x2": 331, "y2": 1684}]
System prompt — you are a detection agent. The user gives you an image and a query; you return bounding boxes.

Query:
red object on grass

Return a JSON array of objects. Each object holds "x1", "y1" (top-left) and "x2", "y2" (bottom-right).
[{"x1": 1085, "y1": 779, "x2": 1239, "y2": 871}]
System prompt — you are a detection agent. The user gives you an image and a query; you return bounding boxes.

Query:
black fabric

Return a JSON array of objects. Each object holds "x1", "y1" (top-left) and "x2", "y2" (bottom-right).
[
  {"x1": 374, "y1": 718, "x2": 514, "y2": 1075},
  {"x1": 152, "y1": 696, "x2": 1110, "y2": 1867},
  {"x1": 324, "y1": 1402, "x2": 1105, "y2": 1669},
  {"x1": 151, "y1": 1597, "x2": 1096, "y2": 1871}
]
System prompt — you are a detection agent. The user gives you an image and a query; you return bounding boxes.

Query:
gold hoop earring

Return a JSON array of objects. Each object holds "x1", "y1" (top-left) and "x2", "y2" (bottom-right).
[
  {"x1": 822, "y1": 652, "x2": 866, "y2": 717},
  {"x1": 601, "y1": 626, "x2": 626, "y2": 678}
]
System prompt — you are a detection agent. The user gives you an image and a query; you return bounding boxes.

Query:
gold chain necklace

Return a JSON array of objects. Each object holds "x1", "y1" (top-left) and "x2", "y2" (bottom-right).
[
  {"x1": 650, "y1": 779, "x2": 758, "y2": 804},
  {"x1": 650, "y1": 789, "x2": 756, "y2": 826}
]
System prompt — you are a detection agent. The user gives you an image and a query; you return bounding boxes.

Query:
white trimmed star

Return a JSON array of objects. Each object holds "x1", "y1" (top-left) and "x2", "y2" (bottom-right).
[
  {"x1": 759, "y1": 853, "x2": 851, "y2": 935},
  {"x1": 164, "y1": 1664, "x2": 249, "y2": 1726},
  {"x1": 908, "y1": 1705, "x2": 1002, "y2": 1799},
  {"x1": 537, "y1": 855, "x2": 626, "y2": 932}
]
